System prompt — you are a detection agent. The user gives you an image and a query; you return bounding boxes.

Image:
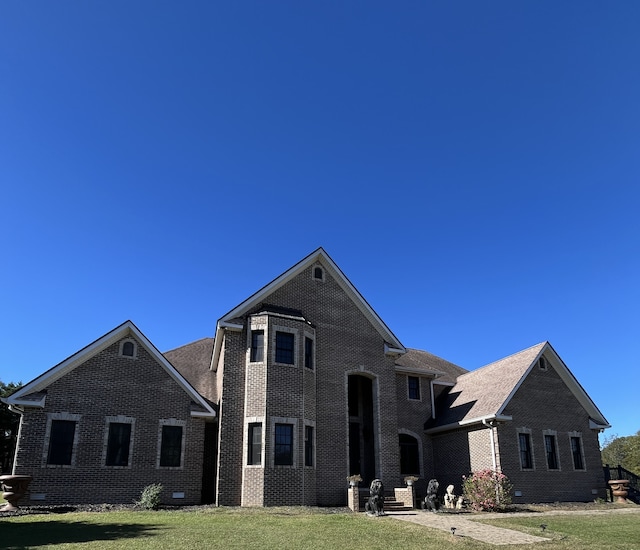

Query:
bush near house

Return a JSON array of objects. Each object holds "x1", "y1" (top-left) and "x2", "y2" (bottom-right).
[{"x1": 462, "y1": 469, "x2": 513, "y2": 511}]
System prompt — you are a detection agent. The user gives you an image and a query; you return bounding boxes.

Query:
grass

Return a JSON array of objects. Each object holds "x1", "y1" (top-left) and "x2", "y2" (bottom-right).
[
  {"x1": 476, "y1": 511, "x2": 640, "y2": 549},
  {"x1": 0, "y1": 506, "x2": 638, "y2": 549}
]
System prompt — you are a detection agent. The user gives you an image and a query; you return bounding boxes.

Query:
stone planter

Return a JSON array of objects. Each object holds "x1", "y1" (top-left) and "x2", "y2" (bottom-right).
[
  {"x1": 0, "y1": 474, "x2": 33, "y2": 511},
  {"x1": 608, "y1": 479, "x2": 630, "y2": 503}
]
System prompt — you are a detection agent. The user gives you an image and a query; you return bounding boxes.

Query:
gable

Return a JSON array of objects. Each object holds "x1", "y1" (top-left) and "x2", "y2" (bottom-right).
[
  {"x1": 4, "y1": 321, "x2": 216, "y2": 418},
  {"x1": 217, "y1": 248, "x2": 404, "y2": 351},
  {"x1": 426, "y1": 342, "x2": 609, "y2": 433},
  {"x1": 210, "y1": 248, "x2": 405, "y2": 371}
]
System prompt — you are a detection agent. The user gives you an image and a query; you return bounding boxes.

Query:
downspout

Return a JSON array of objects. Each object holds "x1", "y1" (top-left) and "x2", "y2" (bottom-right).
[
  {"x1": 482, "y1": 418, "x2": 497, "y2": 472},
  {"x1": 430, "y1": 380, "x2": 436, "y2": 419}
]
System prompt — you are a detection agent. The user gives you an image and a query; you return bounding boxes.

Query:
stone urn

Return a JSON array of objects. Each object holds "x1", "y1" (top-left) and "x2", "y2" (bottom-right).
[
  {"x1": 608, "y1": 479, "x2": 630, "y2": 503},
  {"x1": 0, "y1": 474, "x2": 33, "y2": 511}
]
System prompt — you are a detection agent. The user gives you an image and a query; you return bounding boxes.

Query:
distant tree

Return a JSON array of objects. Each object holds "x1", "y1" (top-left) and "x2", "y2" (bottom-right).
[
  {"x1": 602, "y1": 431, "x2": 640, "y2": 475},
  {"x1": 1, "y1": 381, "x2": 22, "y2": 473}
]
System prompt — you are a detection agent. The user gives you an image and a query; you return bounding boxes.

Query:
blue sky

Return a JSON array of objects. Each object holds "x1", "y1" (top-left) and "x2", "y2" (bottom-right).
[{"x1": 1, "y1": 2, "x2": 638, "y2": 440}]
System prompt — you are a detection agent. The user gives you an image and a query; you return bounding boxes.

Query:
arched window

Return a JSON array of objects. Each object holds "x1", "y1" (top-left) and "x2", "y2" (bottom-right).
[
  {"x1": 119, "y1": 339, "x2": 137, "y2": 358},
  {"x1": 399, "y1": 434, "x2": 420, "y2": 475},
  {"x1": 313, "y1": 266, "x2": 324, "y2": 280}
]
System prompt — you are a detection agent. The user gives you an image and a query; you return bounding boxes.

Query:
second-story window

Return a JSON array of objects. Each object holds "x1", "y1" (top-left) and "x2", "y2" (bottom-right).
[
  {"x1": 275, "y1": 332, "x2": 295, "y2": 364},
  {"x1": 250, "y1": 330, "x2": 264, "y2": 362}
]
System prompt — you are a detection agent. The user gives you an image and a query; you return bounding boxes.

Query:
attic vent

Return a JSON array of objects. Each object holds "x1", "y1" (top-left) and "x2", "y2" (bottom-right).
[
  {"x1": 538, "y1": 357, "x2": 548, "y2": 371},
  {"x1": 313, "y1": 266, "x2": 324, "y2": 281},
  {"x1": 119, "y1": 339, "x2": 137, "y2": 359}
]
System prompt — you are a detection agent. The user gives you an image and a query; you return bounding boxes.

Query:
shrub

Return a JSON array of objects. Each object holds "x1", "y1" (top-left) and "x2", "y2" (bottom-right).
[
  {"x1": 135, "y1": 483, "x2": 163, "y2": 510},
  {"x1": 462, "y1": 469, "x2": 513, "y2": 511}
]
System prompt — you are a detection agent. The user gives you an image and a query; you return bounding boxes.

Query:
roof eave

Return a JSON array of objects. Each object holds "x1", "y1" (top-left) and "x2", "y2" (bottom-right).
[
  {"x1": 394, "y1": 365, "x2": 441, "y2": 378},
  {"x1": 425, "y1": 414, "x2": 513, "y2": 435}
]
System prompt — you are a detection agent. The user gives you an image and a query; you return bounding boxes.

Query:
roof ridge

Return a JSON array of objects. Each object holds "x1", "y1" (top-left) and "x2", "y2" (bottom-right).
[
  {"x1": 164, "y1": 337, "x2": 214, "y2": 354},
  {"x1": 457, "y1": 341, "x2": 547, "y2": 378}
]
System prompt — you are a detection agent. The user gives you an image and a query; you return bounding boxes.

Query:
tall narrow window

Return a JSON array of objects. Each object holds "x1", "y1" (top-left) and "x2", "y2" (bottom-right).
[
  {"x1": 275, "y1": 332, "x2": 295, "y2": 365},
  {"x1": 106, "y1": 422, "x2": 132, "y2": 466},
  {"x1": 407, "y1": 376, "x2": 420, "y2": 400},
  {"x1": 305, "y1": 426, "x2": 314, "y2": 467},
  {"x1": 399, "y1": 434, "x2": 420, "y2": 475},
  {"x1": 248, "y1": 423, "x2": 262, "y2": 465},
  {"x1": 304, "y1": 337, "x2": 314, "y2": 370},
  {"x1": 570, "y1": 436, "x2": 584, "y2": 470},
  {"x1": 518, "y1": 433, "x2": 533, "y2": 469},
  {"x1": 545, "y1": 434, "x2": 559, "y2": 470},
  {"x1": 274, "y1": 423, "x2": 293, "y2": 465},
  {"x1": 313, "y1": 267, "x2": 323, "y2": 280},
  {"x1": 47, "y1": 420, "x2": 76, "y2": 465},
  {"x1": 250, "y1": 330, "x2": 264, "y2": 362},
  {"x1": 160, "y1": 425, "x2": 183, "y2": 467}
]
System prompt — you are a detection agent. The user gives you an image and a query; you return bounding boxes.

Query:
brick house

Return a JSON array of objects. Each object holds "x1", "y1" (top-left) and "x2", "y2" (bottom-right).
[{"x1": 3, "y1": 248, "x2": 610, "y2": 506}]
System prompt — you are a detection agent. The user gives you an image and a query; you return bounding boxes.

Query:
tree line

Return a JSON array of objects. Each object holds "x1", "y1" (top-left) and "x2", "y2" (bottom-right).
[{"x1": 601, "y1": 431, "x2": 640, "y2": 475}]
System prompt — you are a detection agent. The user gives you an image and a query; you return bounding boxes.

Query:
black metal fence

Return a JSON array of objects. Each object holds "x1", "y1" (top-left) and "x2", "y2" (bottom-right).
[{"x1": 603, "y1": 464, "x2": 640, "y2": 503}]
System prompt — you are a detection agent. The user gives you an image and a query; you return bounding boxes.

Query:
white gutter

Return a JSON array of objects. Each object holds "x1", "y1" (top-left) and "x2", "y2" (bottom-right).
[
  {"x1": 210, "y1": 321, "x2": 244, "y2": 372},
  {"x1": 425, "y1": 414, "x2": 512, "y2": 435}
]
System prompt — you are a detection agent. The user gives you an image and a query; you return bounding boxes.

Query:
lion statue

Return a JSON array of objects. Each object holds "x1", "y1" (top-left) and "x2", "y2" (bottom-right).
[
  {"x1": 365, "y1": 479, "x2": 385, "y2": 516},
  {"x1": 422, "y1": 478, "x2": 440, "y2": 512}
]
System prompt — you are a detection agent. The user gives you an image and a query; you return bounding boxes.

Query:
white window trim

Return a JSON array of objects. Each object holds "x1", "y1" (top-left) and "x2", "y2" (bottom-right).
[
  {"x1": 271, "y1": 416, "x2": 298, "y2": 468},
  {"x1": 543, "y1": 429, "x2": 561, "y2": 471},
  {"x1": 272, "y1": 326, "x2": 298, "y2": 367},
  {"x1": 118, "y1": 338, "x2": 138, "y2": 359},
  {"x1": 407, "y1": 375, "x2": 422, "y2": 401},
  {"x1": 517, "y1": 427, "x2": 535, "y2": 471},
  {"x1": 244, "y1": 416, "x2": 265, "y2": 468},
  {"x1": 568, "y1": 431, "x2": 586, "y2": 471},
  {"x1": 156, "y1": 418, "x2": 186, "y2": 469},
  {"x1": 42, "y1": 412, "x2": 81, "y2": 468},
  {"x1": 102, "y1": 415, "x2": 135, "y2": 468}
]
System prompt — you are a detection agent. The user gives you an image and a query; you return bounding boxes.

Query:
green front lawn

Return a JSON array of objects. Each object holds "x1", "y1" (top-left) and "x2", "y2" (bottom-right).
[
  {"x1": 1, "y1": 507, "x2": 639, "y2": 549},
  {"x1": 476, "y1": 512, "x2": 640, "y2": 549}
]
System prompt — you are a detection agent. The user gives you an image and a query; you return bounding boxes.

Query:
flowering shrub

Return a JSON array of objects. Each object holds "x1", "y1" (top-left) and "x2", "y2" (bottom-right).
[{"x1": 462, "y1": 470, "x2": 513, "y2": 511}]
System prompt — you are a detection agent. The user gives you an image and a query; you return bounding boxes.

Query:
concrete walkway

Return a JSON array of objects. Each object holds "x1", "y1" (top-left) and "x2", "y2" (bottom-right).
[{"x1": 384, "y1": 507, "x2": 640, "y2": 546}]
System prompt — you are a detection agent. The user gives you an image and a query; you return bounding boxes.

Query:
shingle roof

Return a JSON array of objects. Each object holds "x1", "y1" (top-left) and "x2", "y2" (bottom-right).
[
  {"x1": 427, "y1": 342, "x2": 546, "y2": 429},
  {"x1": 164, "y1": 337, "x2": 217, "y2": 403},
  {"x1": 396, "y1": 348, "x2": 468, "y2": 384}
]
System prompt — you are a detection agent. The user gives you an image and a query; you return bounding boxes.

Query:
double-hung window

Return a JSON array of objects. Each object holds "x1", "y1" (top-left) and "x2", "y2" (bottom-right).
[
  {"x1": 544, "y1": 434, "x2": 559, "y2": 470},
  {"x1": 408, "y1": 376, "x2": 420, "y2": 400},
  {"x1": 47, "y1": 420, "x2": 77, "y2": 466},
  {"x1": 304, "y1": 426, "x2": 314, "y2": 467},
  {"x1": 570, "y1": 436, "x2": 584, "y2": 470},
  {"x1": 304, "y1": 337, "x2": 314, "y2": 370},
  {"x1": 275, "y1": 332, "x2": 295, "y2": 364},
  {"x1": 160, "y1": 425, "x2": 183, "y2": 468},
  {"x1": 519, "y1": 432, "x2": 533, "y2": 469},
  {"x1": 250, "y1": 330, "x2": 264, "y2": 362},
  {"x1": 248, "y1": 423, "x2": 262, "y2": 465},
  {"x1": 106, "y1": 422, "x2": 132, "y2": 467},
  {"x1": 274, "y1": 423, "x2": 293, "y2": 465}
]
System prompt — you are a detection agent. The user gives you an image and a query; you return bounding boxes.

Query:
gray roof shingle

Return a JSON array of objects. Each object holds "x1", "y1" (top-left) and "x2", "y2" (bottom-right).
[
  {"x1": 427, "y1": 342, "x2": 546, "y2": 429},
  {"x1": 164, "y1": 338, "x2": 216, "y2": 402},
  {"x1": 396, "y1": 349, "x2": 468, "y2": 384}
]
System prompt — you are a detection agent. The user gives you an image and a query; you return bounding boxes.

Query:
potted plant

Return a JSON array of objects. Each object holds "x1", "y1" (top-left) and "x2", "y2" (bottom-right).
[
  {"x1": 347, "y1": 474, "x2": 362, "y2": 487},
  {"x1": 404, "y1": 475, "x2": 419, "y2": 486}
]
